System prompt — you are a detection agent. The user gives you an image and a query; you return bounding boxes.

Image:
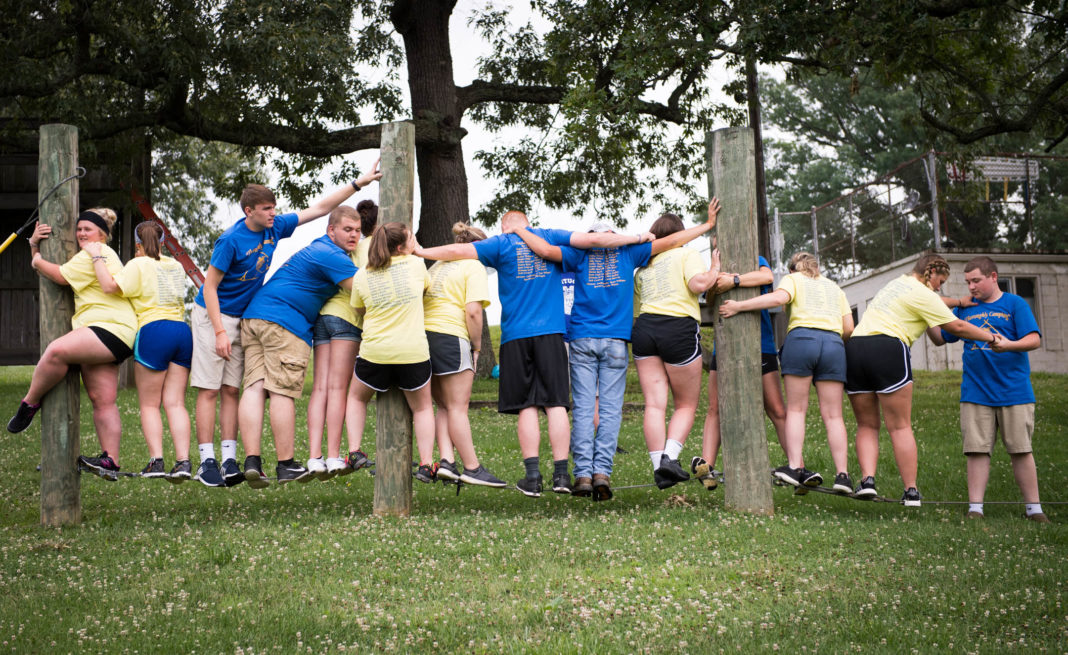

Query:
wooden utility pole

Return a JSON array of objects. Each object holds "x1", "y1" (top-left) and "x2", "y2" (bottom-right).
[
  {"x1": 38, "y1": 124, "x2": 82, "y2": 526},
  {"x1": 372, "y1": 121, "x2": 416, "y2": 517},
  {"x1": 745, "y1": 57, "x2": 770, "y2": 260},
  {"x1": 706, "y1": 126, "x2": 774, "y2": 515}
]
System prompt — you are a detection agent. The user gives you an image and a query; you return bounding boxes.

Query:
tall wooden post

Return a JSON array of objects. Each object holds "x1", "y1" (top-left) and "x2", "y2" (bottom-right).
[
  {"x1": 373, "y1": 121, "x2": 416, "y2": 517},
  {"x1": 706, "y1": 127, "x2": 774, "y2": 515},
  {"x1": 38, "y1": 124, "x2": 82, "y2": 526}
]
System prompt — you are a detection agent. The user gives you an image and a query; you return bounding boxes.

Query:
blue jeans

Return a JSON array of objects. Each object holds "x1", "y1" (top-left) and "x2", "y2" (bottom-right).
[{"x1": 569, "y1": 337, "x2": 629, "y2": 478}]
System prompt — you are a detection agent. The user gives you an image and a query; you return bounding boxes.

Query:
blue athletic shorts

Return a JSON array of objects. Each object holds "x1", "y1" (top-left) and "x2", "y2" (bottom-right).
[
  {"x1": 779, "y1": 327, "x2": 846, "y2": 382},
  {"x1": 312, "y1": 314, "x2": 362, "y2": 347},
  {"x1": 135, "y1": 319, "x2": 193, "y2": 371}
]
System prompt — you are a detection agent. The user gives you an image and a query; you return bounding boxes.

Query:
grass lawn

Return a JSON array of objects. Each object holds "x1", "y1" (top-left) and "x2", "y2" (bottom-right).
[{"x1": 0, "y1": 363, "x2": 1065, "y2": 653}]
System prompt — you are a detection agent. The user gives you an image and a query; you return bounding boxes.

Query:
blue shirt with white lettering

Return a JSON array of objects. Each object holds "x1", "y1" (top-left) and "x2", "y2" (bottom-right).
[{"x1": 561, "y1": 242, "x2": 652, "y2": 341}]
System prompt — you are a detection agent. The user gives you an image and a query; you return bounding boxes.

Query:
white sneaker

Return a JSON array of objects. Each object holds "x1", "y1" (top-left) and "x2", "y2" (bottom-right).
[
  {"x1": 307, "y1": 457, "x2": 328, "y2": 481},
  {"x1": 325, "y1": 457, "x2": 347, "y2": 479}
]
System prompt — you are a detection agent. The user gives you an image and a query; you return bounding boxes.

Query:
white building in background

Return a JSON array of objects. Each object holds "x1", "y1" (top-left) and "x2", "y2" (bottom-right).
[{"x1": 838, "y1": 250, "x2": 1068, "y2": 374}]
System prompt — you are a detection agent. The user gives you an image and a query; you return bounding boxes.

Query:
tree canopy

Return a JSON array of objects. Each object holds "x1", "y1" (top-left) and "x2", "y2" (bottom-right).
[{"x1": 2, "y1": 0, "x2": 1064, "y2": 246}]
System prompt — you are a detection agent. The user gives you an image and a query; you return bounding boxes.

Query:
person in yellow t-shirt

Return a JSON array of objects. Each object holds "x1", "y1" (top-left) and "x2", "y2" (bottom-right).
[
  {"x1": 845, "y1": 253, "x2": 998, "y2": 506},
  {"x1": 631, "y1": 212, "x2": 720, "y2": 490},
  {"x1": 306, "y1": 205, "x2": 366, "y2": 480},
  {"x1": 7, "y1": 209, "x2": 137, "y2": 480},
  {"x1": 719, "y1": 252, "x2": 855, "y2": 493},
  {"x1": 85, "y1": 221, "x2": 193, "y2": 482},
  {"x1": 422, "y1": 222, "x2": 505, "y2": 488},
  {"x1": 348, "y1": 222, "x2": 437, "y2": 482}
]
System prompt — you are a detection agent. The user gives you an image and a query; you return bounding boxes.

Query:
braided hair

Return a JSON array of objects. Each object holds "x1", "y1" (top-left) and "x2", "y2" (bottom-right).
[{"x1": 912, "y1": 253, "x2": 950, "y2": 289}]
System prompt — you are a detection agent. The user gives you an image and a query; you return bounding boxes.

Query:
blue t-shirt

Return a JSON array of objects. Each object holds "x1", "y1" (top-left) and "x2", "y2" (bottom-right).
[
  {"x1": 561, "y1": 242, "x2": 652, "y2": 341},
  {"x1": 195, "y1": 213, "x2": 299, "y2": 316},
  {"x1": 941, "y1": 292, "x2": 1041, "y2": 406},
  {"x1": 713, "y1": 255, "x2": 776, "y2": 355},
  {"x1": 473, "y1": 229, "x2": 572, "y2": 344},
  {"x1": 243, "y1": 234, "x2": 356, "y2": 346}
]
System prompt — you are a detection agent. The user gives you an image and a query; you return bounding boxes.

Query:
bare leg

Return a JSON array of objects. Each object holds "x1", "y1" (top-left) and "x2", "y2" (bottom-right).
[
  {"x1": 517, "y1": 407, "x2": 541, "y2": 459},
  {"x1": 878, "y1": 385, "x2": 918, "y2": 489},
  {"x1": 346, "y1": 376, "x2": 376, "y2": 454},
  {"x1": 850, "y1": 392, "x2": 881, "y2": 479},
  {"x1": 437, "y1": 371, "x2": 478, "y2": 467},
  {"x1": 664, "y1": 359, "x2": 703, "y2": 446},
  {"x1": 238, "y1": 380, "x2": 266, "y2": 456},
  {"x1": 325, "y1": 340, "x2": 358, "y2": 460},
  {"x1": 218, "y1": 384, "x2": 239, "y2": 443},
  {"x1": 135, "y1": 363, "x2": 167, "y2": 459},
  {"x1": 431, "y1": 377, "x2": 454, "y2": 462},
  {"x1": 25, "y1": 327, "x2": 113, "y2": 404},
  {"x1": 966, "y1": 453, "x2": 991, "y2": 504},
  {"x1": 403, "y1": 383, "x2": 437, "y2": 465},
  {"x1": 81, "y1": 362, "x2": 122, "y2": 464},
  {"x1": 636, "y1": 357, "x2": 669, "y2": 452},
  {"x1": 307, "y1": 342, "x2": 331, "y2": 459},
  {"x1": 814, "y1": 380, "x2": 849, "y2": 474},
  {"x1": 762, "y1": 370, "x2": 789, "y2": 459},
  {"x1": 701, "y1": 370, "x2": 721, "y2": 464},
  {"x1": 195, "y1": 388, "x2": 219, "y2": 446},
  {"x1": 161, "y1": 363, "x2": 191, "y2": 461},
  {"x1": 268, "y1": 392, "x2": 296, "y2": 461},
  {"x1": 545, "y1": 406, "x2": 570, "y2": 462},
  {"x1": 781, "y1": 374, "x2": 812, "y2": 469},
  {"x1": 1010, "y1": 452, "x2": 1041, "y2": 504}
]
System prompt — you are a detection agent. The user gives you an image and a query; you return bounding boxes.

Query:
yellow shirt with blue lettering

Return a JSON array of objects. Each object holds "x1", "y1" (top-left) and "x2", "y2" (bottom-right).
[
  {"x1": 423, "y1": 259, "x2": 491, "y2": 340},
  {"x1": 634, "y1": 248, "x2": 704, "y2": 321},
  {"x1": 114, "y1": 255, "x2": 187, "y2": 328},
  {"x1": 853, "y1": 274, "x2": 956, "y2": 346},
  {"x1": 351, "y1": 254, "x2": 430, "y2": 364},
  {"x1": 777, "y1": 272, "x2": 851, "y2": 335}
]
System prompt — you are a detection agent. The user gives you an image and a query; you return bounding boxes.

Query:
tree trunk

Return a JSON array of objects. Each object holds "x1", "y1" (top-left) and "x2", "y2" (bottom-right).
[{"x1": 392, "y1": 0, "x2": 470, "y2": 250}]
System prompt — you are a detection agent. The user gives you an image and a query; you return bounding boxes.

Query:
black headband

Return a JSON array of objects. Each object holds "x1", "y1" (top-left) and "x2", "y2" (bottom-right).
[{"x1": 77, "y1": 211, "x2": 110, "y2": 236}]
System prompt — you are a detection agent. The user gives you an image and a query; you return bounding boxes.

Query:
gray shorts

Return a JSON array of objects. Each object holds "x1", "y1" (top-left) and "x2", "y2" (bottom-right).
[{"x1": 189, "y1": 303, "x2": 244, "y2": 390}]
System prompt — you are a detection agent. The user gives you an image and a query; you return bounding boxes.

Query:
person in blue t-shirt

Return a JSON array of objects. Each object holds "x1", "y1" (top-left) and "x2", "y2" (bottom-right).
[
  {"x1": 510, "y1": 200, "x2": 719, "y2": 501},
  {"x1": 931, "y1": 256, "x2": 1048, "y2": 522},
  {"x1": 188, "y1": 158, "x2": 381, "y2": 488},
  {"x1": 236, "y1": 209, "x2": 361, "y2": 488},
  {"x1": 694, "y1": 252, "x2": 789, "y2": 489},
  {"x1": 415, "y1": 210, "x2": 650, "y2": 498}
]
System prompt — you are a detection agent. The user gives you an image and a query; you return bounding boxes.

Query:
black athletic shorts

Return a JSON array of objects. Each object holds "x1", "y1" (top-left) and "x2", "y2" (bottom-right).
[
  {"x1": 354, "y1": 357, "x2": 432, "y2": 392},
  {"x1": 706, "y1": 352, "x2": 780, "y2": 376},
  {"x1": 498, "y1": 334, "x2": 570, "y2": 414},
  {"x1": 845, "y1": 334, "x2": 913, "y2": 394},
  {"x1": 631, "y1": 313, "x2": 702, "y2": 366},
  {"x1": 427, "y1": 331, "x2": 474, "y2": 376},
  {"x1": 89, "y1": 326, "x2": 134, "y2": 364}
]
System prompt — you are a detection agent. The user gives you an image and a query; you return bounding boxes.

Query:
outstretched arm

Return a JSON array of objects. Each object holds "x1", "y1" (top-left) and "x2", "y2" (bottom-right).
[
  {"x1": 296, "y1": 158, "x2": 382, "y2": 225},
  {"x1": 569, "y1": 230, "x2": 650, "y2": 249},
  {"x1": 414, "y1": 242, "x2": 478, "y2": 261},
  {"x1": 650, "y1": 198, "x2": 720, "y2": 255},
  {"x1": 719, "y1": 289, "x2": 791, "y2": 318},
  {"x1": 510, "y1": 227, "x2": 562, "y2": 262}
]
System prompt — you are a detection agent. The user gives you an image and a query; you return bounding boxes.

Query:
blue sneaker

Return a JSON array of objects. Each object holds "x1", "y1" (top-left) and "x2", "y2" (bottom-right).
[
  {"x1": 195, "y1": 458, "x2": 225, "y2": 487},
  {"x1": 221, "y1": 458, "x2": 245, "y2": 487}
]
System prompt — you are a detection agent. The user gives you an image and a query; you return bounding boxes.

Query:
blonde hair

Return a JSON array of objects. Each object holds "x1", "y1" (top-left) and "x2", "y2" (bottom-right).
[
  {"x1": 452, "y1": 222, "x2": 487, "y2": 244},
  {"x1": 83, "y1": 207, "x2": 118, "y2": 242},
  {"x1": 912, "y1": 253, "x2": 951, "y2": 288},
  {"x1": 788, "y1": 252, "x2": 820, "y2": 278}
]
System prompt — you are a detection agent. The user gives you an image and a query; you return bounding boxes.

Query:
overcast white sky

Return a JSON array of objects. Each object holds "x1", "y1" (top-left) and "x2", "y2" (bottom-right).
[{"x1": 221, "y1": 1, "x2": 741, "y2": 324}]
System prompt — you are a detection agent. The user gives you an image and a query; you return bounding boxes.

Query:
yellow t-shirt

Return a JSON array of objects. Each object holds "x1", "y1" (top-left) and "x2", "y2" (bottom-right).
[
  {"x1": 423, "y1": 260, "x2": 491, "y2": 341},
  {"x1": 351, "y1": 254, "x2": 430, "y2": 364},
  {"x1": 853, "y1": 274, "x2": 956, "y2": 346},
  {"x1": 113, "y1": 255, "x2": 186, "y2": 328},
  {"x1": 778, "y1": 272, "x2": 851, "y2": 335},
  {"x1": 58, "y1": 245, "x2": 137, "y2": 347},
  {"x1": 354, "y1": 235, "x2": 372, "y2": 269},
  {"x1": 634, "y1": 248, "x2": 705, "y2": 321},
  {"x1": 319, "y1": 250, "x2": 360, "y2": 325}
]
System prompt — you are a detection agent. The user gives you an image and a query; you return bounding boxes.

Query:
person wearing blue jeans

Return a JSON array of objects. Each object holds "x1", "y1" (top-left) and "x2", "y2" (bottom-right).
[{"x1": 511, "y1": 200, "x2": 719, "y2": 500}]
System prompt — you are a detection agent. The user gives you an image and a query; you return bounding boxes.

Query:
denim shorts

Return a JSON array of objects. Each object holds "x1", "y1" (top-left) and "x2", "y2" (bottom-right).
[
  {"x1": 779, "y1": 327, "x2": 846, "y2": 382},
  {"x1": 312, "y1": 314, "x2": 362, "y2": 347}
]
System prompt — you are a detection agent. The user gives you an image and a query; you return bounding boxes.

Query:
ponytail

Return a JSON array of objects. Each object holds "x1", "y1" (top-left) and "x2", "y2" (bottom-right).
[
  {"x1": 135, "y1": 221, "x2": 164, "y2": 260},
  {"x1": 452, "y1": 221, "x2": 487, "y2": 244},
  {"x1": 367, "y1": 222, "x2": 409, "y2": 270},
  {"x1": 787, "y1": 252, "x2": 820, "y2": 278}
]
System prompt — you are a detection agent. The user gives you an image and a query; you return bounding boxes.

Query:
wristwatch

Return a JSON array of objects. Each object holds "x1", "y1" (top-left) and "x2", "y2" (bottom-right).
[{"x1": 733, "y1": 274, "x2": 741, "y2": 288}]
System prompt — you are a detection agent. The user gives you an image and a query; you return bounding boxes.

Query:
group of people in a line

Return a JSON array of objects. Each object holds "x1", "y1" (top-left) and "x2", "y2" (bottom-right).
[{"x1": 8, "y1": 159, "x2": 1048, "y2": 520}]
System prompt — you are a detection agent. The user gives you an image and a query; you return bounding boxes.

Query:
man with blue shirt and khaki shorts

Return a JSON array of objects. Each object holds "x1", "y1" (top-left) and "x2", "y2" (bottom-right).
[{"x1": 189, "y1": 160, "x2": 381, "y2": 487}]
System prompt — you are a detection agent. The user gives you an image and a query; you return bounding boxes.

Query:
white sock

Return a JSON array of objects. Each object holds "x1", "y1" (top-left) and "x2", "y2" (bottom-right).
[
  {"x1": 221, "y1": 440, "x2": 238, "y2": 462},
  {"x1": 649, "y1": 451, "x2": 664, "y2": 470},
  {"x1": 968, "y1": 503, "x2": 984, "y2": 514},
  {"x1": 664, "y1": 439, "x2": 684, "y2": 460},
  {"x1": 198, "y1": 443, "x2": 216, "y2": 463},
  {"x1": 1025, "y1": 503, "x2": 1044, "y2": 516}
]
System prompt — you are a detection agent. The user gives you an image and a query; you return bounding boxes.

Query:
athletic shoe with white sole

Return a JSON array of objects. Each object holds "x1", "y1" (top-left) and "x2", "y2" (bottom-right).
[
  {"x1": 414, "y1": 463, "x2": 437, "y2": 483},
  {"x1": 902, "y1": 487, "x2": 922, "y2": 507},
  {"x1": 277, "y1": 460, "x2": 313, "y2": 484},
  {"x1": 307, "y1": 456, "x2": 327, "y2": 480},
  {"x1": 773, "y1": 465, "x2": 802, "y2": 487},
  {"x1": 195, "y1": 458, "x2": 225, "y2": 487},
  {"x1": 243, "y1": 455, "x2": 270, "y2": 489},
  {"x1": 798, "y1": 468, "x2": 823, "y2": 487},
  {"x1": 854, "y1": 476, "x2": 878, "y2": 498},
  {"x1": 167, "y1": 459, "x2": 192, "y2": 484},
  {"x1": 341, "y1": 450, "x2": 369, "y2": 475},
  {"x1": 325, "y1": 457, "x2": 347, "y2": 477},
  {"x1": 516, "y1": 475, "x2": 543, "y2": 497},
  {"x1": 832, "y1": 472, "x2": 853, "y2": 494},
  {"x1": 460, "y1": 465, "x2": 507, "y2": 488},
  {"x1": 78, "y1": 452, "x2": 120, "y2": 481},
  {"x1": 221, "y1": 458, "x2": 245, "y2": 487},
  {"x1": 436, "y1": 459, "x2": 461, "y2": 481},
  {"x1": 140, "y1": 458, "x2": 167, "y2": 479}
]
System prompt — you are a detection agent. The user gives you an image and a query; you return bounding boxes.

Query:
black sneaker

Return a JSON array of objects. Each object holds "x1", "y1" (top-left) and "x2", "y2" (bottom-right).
[
  {"x1": 436, "y1": 459, "x2": 460, "y2": 481},
  {"x1": 460, "y1": 465, "x2": 507, "y2": 488},
  {"x1": 414, "y1": 463, "x2": 437, "y2": 483},
  {"x1": 341, "y1": 450, "x2": 369, "y2": 475},
  {"x1": 244, "y1": 456, "x2": 270, "y2": 489},
  {"x1": 78, "y1": 452, "x2": 120, "y2": 481},
  {"x1": 222, "y1": 458, "x2": 245, "y2": 487},
  {"x1": 516, "y1": 475, "x2": 543, "y2": 498},
  {"x1": 832, "y1": 472, "x2": 853, "y2": 494},
  {"x1": 798, "y1": 468, "x2": 823, "y2": 487},
  {"x1": 140, "y1": 458, "x2": 167, "y2": 478},
  {"x1": 167, "y1": 460, "x2": 192, "y2": 484},
  {"x1": 277, "y1": 460, "x2": 312, "y2": 484},
  {"x1": 692, "y1": 456, "x2": 718, "y2": 491},
  {"x1": 855, "y1": 475, "x2": 877, "y2": 498},
  {"x1": 7, "y1": 400, "x2": 40, "y2": 433},
  {"x1": 658, "y1": 455, "x2": 689, "y2": 483},
  {"x1": 902, "y1": 487, "x2": 922, "y2": 507},
  {"x1": 551, "y1": 472, "x2": 573, "y2": 494},
  {"x1": 195, "y1": 458, "x2": 225, "y2": 487},
  {"x1": 773, "y1": 465, "x2": 802, "y2": 487}
]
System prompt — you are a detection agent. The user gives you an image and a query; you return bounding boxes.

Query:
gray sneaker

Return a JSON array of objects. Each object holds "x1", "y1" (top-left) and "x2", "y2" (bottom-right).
[
  {"x1": 460, "y1": 465, "x2": 507, "y2": 488},
  {"x1": 167, "y1": 460, "x2": 192, "y2": 484},
  {"x1": 140, "y1": 458, "x2": 167, "y2": 478}
]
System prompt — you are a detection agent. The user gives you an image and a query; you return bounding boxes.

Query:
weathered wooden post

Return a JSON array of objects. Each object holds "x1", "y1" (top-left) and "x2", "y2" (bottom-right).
[
  {"x1": 38, "y1": 124, "x2": 82, "y2": 526},
  {"x1": 372, "y1": 121, "x2": 416, "y2": 517},
  {"x1": 706, "y1": 126, "x2": 774, "y2": 515}
]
